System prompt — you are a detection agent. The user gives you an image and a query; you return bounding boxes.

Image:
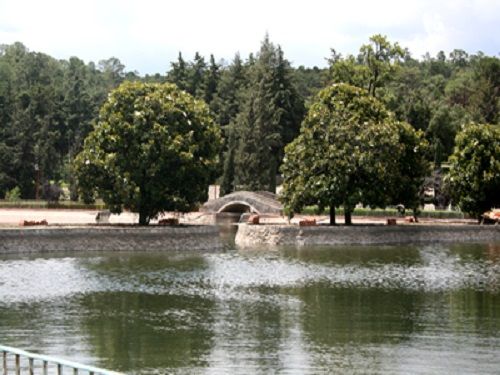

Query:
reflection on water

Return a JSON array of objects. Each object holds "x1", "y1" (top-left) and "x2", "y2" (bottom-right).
[{"x1": 0, "y1": 243, "x2": 499, "y2": 374}]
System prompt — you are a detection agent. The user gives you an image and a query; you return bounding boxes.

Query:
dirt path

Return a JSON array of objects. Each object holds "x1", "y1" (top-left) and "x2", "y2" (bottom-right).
[
  {"x1": 0, "y1": 208, "x2": 475, "y2": 227},
  {"x1": 0, "y1": 208, "x2": 139, "y2": 226}
]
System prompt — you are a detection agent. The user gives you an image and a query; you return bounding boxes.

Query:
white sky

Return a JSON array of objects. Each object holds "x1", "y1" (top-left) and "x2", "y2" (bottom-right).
[{"x1": 0, "y1": 0, "x2": 499, "y2": 74}]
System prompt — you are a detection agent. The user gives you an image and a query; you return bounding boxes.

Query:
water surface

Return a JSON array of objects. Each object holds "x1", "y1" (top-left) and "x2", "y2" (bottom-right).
[{"x1": 1, "y1": 243, "x2": 499, "y2": 374}]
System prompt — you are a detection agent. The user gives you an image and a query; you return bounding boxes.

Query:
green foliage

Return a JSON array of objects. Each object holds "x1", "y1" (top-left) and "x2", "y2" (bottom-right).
[
  {"x1": 329, "y1": 34, "x2": 404, "y2": 98},
  {"x1": 0, "y1": 199, "x2": 106, "y2": 209},
  {"x1": 281, "y1": 83, "x2": 429, "y2": 224},
  {"x1": 0, "y1": 42, "x2": 123, "y2": 199},
  {"x1": 447, "y1": 123, "x2": 500, "y2": 218},
  {"x1": 74, "y1": 82, "x2": 222, "y2": 225},
  {"x1": 299, "y1": 206, "x2": 465, "y2": 219},
  {"x1": 234, "y1": 35, "x2": 305, "y2": 192},
  {"x1": 330, "y1": 36, "x2": 499, "y2": 171},
  {"x1": 0, "y1": 38, "x2": 498, "y2": 213},
  {"x1": 5, "y1": 186, "x2": 21, "y2": 201}
]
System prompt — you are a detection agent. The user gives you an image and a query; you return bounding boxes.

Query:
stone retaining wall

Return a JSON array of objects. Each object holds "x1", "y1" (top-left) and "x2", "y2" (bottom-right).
[
  {"x1": 235, "y1": 224, "x2": 500, "y2": 247},
  {"x1": 0, "y1": 226, "x2": 223, "y2": 254}
]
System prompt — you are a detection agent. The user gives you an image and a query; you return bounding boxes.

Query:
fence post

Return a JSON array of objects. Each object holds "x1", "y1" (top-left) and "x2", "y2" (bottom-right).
[{"x1": 2, "y1": 351, "x2": 7, "y2": 375}]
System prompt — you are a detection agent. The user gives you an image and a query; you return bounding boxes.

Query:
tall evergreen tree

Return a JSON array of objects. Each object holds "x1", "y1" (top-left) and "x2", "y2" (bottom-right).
[
  {"x1": 167, "y1": 52, "x2": 189, "y2": 92},
  {"x1": 203, "y1": 54, "x2": 220, "y2": 106},
  {"x1": 234, "y1": 36, "x2": 304, "y2": 192},
  {"x1": 188, "y1": 52, "x2": 206, "y2": 96},
  {"x1": 212, "y1": 53, "x2": 248, "y2": 195}
]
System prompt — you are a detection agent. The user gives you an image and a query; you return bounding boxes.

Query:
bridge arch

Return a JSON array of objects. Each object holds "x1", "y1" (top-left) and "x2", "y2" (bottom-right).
[
  {"x1": 217, "y1": 201, "x2": 260, "y2": 214},
  {"x1": 200, "y1": 190, "x2": 283, "y2": 215}
]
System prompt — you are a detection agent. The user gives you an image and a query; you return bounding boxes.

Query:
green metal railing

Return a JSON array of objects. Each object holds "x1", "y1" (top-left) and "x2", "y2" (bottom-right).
[{"x1": 0, "y1": 345, "x2": 124, "y2": 375}]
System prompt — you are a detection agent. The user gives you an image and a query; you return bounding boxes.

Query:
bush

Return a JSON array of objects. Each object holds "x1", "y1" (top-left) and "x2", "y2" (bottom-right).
[{"x1": 5, "y1": 186, "x2": 21, "y2": 201}]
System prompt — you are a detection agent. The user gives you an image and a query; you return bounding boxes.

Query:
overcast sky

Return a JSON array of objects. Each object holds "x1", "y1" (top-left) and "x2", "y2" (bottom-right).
[{"x1": 1, "y1": 0, "x2": 499, "y2": 74}]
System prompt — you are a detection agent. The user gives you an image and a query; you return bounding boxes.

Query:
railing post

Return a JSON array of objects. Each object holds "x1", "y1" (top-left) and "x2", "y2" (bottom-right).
[
  {"x1": 0, "y1": 345, "x2": 124, "y2": 375},
  {"x1": 2, "y1": 351, "x2": 7, "y2": 375}
]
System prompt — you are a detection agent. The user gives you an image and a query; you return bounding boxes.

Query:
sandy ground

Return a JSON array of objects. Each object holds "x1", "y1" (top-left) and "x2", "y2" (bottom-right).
[
  {"x1": 0, "y1": 208, "x2": 475, "y2": 227},
  {"x1": 0, "y1": 208, "x2": 139, "y2": 226}
]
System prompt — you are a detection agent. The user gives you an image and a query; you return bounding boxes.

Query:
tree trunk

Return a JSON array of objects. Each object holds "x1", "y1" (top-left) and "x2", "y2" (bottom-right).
[
  {"x1": 138, "y1": 210, "x2": 150, "y2": 225},
  {"x1": 344, "y1": 207, "x2": 352, "y2": 225},
  {"x1": 329, "y1": 204, "x2": 336, "y2": 226},
  {"x1": 268, "y1": 155, "x2": 277, "y2": 193}
]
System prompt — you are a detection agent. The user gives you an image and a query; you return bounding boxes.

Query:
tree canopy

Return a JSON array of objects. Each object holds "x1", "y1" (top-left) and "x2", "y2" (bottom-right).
[
  {"x1": 232, "y1": 35, "x2": 305, "y2": 193},
  {"x1": 280, "y1": 83, "x2": 429, "y2": 224},
  {"x1": 0, "y1": 36, "x2": 498, "y2": 221},
  {"x1": 73, "y1": 81, "x2": 222, "y2": 225},
  {"x1": 447, "y1": 123, "x2": 500, "y2": 219}
]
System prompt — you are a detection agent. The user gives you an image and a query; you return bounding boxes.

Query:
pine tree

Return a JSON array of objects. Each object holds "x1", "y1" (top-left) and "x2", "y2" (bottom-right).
[
  {"x1": 203, "y1": 54, "x2": 220, "y2": 106},
  {"x1": 188, "y1": 52, "x2": 206, "y2": 97},
  {"x1": 212, "y1": 53, "x2": 248, "y2": 195},
  {"x1": 233, "y1": 35, "x2": 304, "y2": 192},
  {"x1": 167, "y1": 52, "x2": 189, "y2": 92}
]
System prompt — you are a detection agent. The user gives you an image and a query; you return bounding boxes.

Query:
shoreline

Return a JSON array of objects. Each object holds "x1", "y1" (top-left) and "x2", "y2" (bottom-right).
[
  {"x1": 235, "y1": 223, "x2": 500, "y2": 247},
  {"x1": 0, "y1": 222, "x2": 498, "y2": 255},
  {"x1": 0, "y1": 225, "x2": 224, "y2": 254}
]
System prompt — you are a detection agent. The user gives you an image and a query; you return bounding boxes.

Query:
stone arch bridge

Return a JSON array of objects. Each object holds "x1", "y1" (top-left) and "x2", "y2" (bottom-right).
[{"x1": 200, "y1": 191, "x2": 283, "y2": 215}]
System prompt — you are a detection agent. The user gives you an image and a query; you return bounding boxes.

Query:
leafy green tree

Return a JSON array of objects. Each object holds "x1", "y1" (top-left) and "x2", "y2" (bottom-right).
[
  {"x1": 280, "y1": 83, "x2": 428, "y2": 225},
  {"x1": 447, "y1": 123, "x2": 500, "y2": 219},
  {"x1": 472, "y1": 57, "x2": 500, "y2": 124},
  {"x1": 427, "y1": 105, "x2": 460, "y2": 164},
  {"x1": 0, "y1": 55, "x2": 15, "y2": 197},
  {"x1": 74, "y1": 82, "x2": 222, "y2": 225},
  {"x1": 292, "y1": 65, "x2": 328, "y2": 106},
  {"x1": 392, "y1": 122, "x2": 430, "y2": 213},
  {"x1": 98, "y1": 57, "x2": 125, "y2": 92},
  {"x1": 329, "y1": 35, "x2": 404, "y2": 98},
  {"x1": 359, "y1": 34, "x2": 405, "y2": 97}
]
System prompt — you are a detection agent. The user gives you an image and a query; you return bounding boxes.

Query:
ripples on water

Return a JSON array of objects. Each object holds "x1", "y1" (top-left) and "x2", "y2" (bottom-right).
[
  {"x1": 0, "y1": 245, "x2": 498, "y2": 304},
  {"x1": 0, "y1": 243, "x2": 499, "y2": 374}
]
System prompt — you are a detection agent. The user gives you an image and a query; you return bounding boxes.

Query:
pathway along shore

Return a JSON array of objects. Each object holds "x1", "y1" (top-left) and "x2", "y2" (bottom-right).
[{"x1": 0, "y1": 208, "x2": 498, "y2": 254}]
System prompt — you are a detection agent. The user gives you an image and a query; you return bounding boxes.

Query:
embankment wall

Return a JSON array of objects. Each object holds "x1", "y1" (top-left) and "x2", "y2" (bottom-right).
[
  {"x1": 0, "y1": 226, "x2": 223, "y2": 254},
  {"x1": 235, "y1": 224, "x2": 500, "y2": 247}
]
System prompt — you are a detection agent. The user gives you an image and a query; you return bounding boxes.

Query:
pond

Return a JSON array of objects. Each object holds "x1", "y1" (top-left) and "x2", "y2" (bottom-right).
[{"x1": 1, "y1": 242, "x2": 499, "y2": 374}]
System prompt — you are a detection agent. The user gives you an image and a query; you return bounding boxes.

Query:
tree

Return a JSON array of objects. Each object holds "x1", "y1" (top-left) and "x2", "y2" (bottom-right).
[
  {"x1": 167, "y1": 52, "x2": 189, "y2": 92},
  {"x1": 98, "y1": 57, "x2": 125, "y2": 91},
  {"x1": 234, "y1": 35, "x2": 304, "y2": 192},
  {"x1": 472, "y1": 57, "x2": 500, "y2": 124},
  {"x1": 203, "y1": 54, "x2": 220, "y2": 105},
  {"x1": 329, "y1": 35, "x2": 404, "y2": 98},
  {"x1": 211, "y1": 54, "x2": 248, "y2": 195},
  {"x1": 280, "y1": 83, "x2": 428, "y2": 225},
  {"x1": 211, "y1": 53, "x2": 247, "y2": 127},
  {"x1": 447, "y1": 123, "x2": 500, "y2": 219},
  {"x1": 188, "y1": 52, "x2": 206, "y2": 97},
  {"x1": 73, "y1": 82, "x2": 222, "y2": 225},
  {"x1": 426, "y1": 105, "x2": 461, "y2": 165}
]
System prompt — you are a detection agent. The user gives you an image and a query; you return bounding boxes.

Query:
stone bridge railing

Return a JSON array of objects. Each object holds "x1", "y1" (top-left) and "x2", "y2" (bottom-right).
[{"x1": 200, "y1": 191, "x2": 283, "y2": 215}]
